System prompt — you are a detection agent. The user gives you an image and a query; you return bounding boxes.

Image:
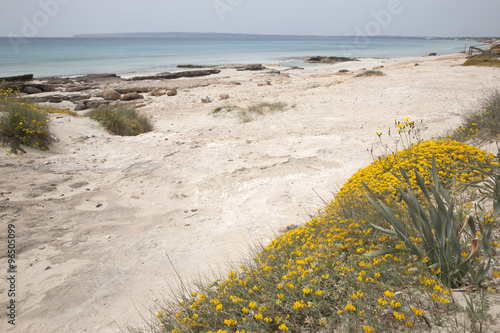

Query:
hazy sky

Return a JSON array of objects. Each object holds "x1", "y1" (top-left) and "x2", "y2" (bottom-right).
[{"x1": 1, "y1": 0, "x2": 499, "y2": 38}]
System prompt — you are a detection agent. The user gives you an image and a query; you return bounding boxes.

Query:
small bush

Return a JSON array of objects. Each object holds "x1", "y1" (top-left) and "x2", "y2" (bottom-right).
[
  {"x1": 451, "y1": 89, "x2": 500, "y2": 142},
  {"x1": 463, "y1": 55, "x2": 500, "y2": 67},
  {"x1": 355, "y1": 70, "x2": 385, "y2": 77},
  {"x1": 0, "y1": 89, "x2": 50, "y2": 153},
  {"x1": 86, "y1": 105, "x2": 153, "y2": 136},
  {"x1": 338, "y1": 69, "x2": 349, "y2": 73}
]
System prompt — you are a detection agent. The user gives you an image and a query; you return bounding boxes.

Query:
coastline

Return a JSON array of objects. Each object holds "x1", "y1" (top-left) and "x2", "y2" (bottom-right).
[{"x1": 2, "y1": 53, "x2": 500, "y2": 332}]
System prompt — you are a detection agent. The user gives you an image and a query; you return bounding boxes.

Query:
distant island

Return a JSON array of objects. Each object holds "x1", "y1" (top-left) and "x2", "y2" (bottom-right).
[{"x1": 72, "y1": 31, "x2": 488, "y2": 41}]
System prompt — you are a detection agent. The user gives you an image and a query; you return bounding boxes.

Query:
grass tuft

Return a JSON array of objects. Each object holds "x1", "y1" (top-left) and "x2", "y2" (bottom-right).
[
  {"x1": 355, "y1": 70, "x2": 385, "y2": 78},
  {"x1": 86, "y1": 105, "x2": 153, "y2": 136},
  {"x1": 451, "y1": 88, "x2": 500, "y2": 142}
]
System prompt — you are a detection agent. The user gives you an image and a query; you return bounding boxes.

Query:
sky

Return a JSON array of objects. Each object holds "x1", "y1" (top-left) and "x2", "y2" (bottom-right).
[{"x1": 1, "y1": 0, "x2": 499, "y2": 38}]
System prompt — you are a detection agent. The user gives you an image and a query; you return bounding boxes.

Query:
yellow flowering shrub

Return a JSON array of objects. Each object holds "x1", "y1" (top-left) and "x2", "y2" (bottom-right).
[{"x1": 152, "y1": 139, "x2": 499, "y2": 333}]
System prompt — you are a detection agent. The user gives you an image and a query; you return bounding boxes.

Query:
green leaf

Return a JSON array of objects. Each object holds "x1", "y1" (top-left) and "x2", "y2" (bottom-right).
[{"x1": 363, "y1": 248, "x2": 402, "y2": 257}]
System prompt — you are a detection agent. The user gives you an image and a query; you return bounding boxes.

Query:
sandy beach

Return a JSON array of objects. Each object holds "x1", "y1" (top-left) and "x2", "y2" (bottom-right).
[{"x1": 1, "y1": 53, "x2": 500, "y2": 332}]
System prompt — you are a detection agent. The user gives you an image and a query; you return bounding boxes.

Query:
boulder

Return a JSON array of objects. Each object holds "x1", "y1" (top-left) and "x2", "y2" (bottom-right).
[
  {"x1": 74, "y1": 102, "x2": 87, "y2": 111},
  {"x1": 102, "y1": 89, "x2": 121, "y2": 100},
  {"x1": 201, "y1": 96, "x2": 212, "y2": 103},
  {"x1": 121, "y1": 92, "x2": 143, "y2": 101},
  {"x1": 167, "y1": 89, "x2": 177, "y2": 96},
  {"x1": 23, "y1": 86, "x2": 43, "y2": 94},
  {"x1": 219, "y1": 94, "x2": 230, "y2": 100}
]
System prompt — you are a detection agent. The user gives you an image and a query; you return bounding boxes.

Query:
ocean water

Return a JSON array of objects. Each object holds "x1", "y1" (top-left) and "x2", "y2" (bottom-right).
[{"x1": 0, "y1": 37, "x2": 470, "y2": 78}]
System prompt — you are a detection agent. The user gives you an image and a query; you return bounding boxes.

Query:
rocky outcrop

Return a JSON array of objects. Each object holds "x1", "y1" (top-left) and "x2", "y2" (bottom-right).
[
  {"x1": 74, "y1": 74, "x2": 121, "y2": 83},
  {"x1": 306, "y1": 56, "x2": 358, "y2": 64},
  {"x1": 236, "y1": 64, "x2": 265, "y2": 71},
  {"x1": 0, "y1": 74, "x2": 34, "y2": 82},
  {"x1": 128, "y1": 69, "x2": 220, "y2": 81},
  {"x1": 26, "y1": 93, "x2": 91, "y2": 103}
]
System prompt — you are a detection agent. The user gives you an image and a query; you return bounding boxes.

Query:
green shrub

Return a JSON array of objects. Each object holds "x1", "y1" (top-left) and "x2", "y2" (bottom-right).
[
  {"x1": 364, "y1": 156, "x2": 498, "y2": 289},
  {"x1": 338, "y1": 69, "x2": 350, "y2": 73},
  {"x1": 451, "y1": 89, "x2": 500, "y2": 142},
  {"x1": 86, "y1": 105, "x2": 153, "y2": 136},
  {"x1": 0, "y1": 89, "x2": 50, "y2": 153}
]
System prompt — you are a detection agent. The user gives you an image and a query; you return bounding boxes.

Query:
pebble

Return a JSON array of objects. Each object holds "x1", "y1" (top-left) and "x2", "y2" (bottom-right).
[{"x1": 38, "y1": 245, "x2": 46, "y2": 250}]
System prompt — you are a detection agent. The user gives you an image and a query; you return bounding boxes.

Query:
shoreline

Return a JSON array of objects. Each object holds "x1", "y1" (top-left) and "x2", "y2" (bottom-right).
[{"x1": 2, "y1": 53, "x2": 500, "y2": 333}]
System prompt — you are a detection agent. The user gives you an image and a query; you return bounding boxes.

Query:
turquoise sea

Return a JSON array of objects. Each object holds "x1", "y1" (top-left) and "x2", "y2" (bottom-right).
[{"x1": 0, "y1": 37, "x2": 471, "y2": 78}]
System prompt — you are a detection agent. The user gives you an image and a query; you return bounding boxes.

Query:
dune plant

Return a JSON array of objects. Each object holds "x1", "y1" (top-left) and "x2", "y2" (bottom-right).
[
  {"x1": 451, "y1": 88, "x2": 500, "y2": 142},
  {"x1": 86, "y1": 105, "x2": 153, "y2": 136},
  {"x1": 355, "y1": 70, "x2": 385, "y2": 77},
  {"x1": 0, "y1": 88, "x2": 50, "y2": 153},
  {"x1": 145, "y1": 138, "x2": 499, "y2": 333},
  {"x1": 363, "y1": 156, "x2": 498, "y2": 289}
]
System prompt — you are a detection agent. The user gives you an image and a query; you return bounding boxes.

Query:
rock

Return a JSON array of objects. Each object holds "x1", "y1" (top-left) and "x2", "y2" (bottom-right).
[
  {"x1": 96, "y1": 203, "x2": 102, "y2": 208},
  {"x1": 22, "y1": 84, "x2": 55, "y2": 93},
  {"x1": 201, "y1": 96, "x2": 212, "y2": 103},
  {"x1": 177, "y1": 64, "x2": 207, "y2": 68},
  {"x1": 23, "y1": 86, "x2": 43, "y2": 94},
  {"x1": 75, "y1": 102, "x2": 87, "y2": 111},
  {"x1": 102, "y1": 89, "x2": 121, "y2": 100},
  {"x1": 128, "y1": 69, "x2": 220, "y2": 81},
  {"x1": 150, "y1": 88, "x2": 165, "y2": 97},
  {"x1": 307, "y1": 56, "x2": 358, "y2": 63},
  {"x1": 114, "y1": 87, "x2": 151, "y2": 94},
  {"x1": 0, "y1": 74, "x2": 34, "y2": 82},
  {"x1": 236, "y1": 64, "x2": 265, "y2": 71},
  {"x1": 121, "y1": 92, "x2": 143, "y2": 101},
  {"x1": 429, "y1": 53, "x2": 437, "y2": 56},
  {"x1": 166, "y1": 88, "x2": 177, "y2": 96},
  {"x1": 219, "y1": 94, "x2": 230, "y2": 100}
]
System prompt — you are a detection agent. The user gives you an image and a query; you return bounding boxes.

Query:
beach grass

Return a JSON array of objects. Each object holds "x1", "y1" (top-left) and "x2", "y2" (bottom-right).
[
  {"x1": 451, "y1": 88, "x2": 500, "y2": 142},
  {"x1": 144, "y1": 116, "x2": 500, "y2": 332},
  {"x1": 86, "y1": 105, "x2": 153, "y2": 136},
  {"x1": 213, "y1": 102, "x2": 288, "y2": 123},
  {"x1": 355, "y1": 70, "x2": 385, "y2": 78}
]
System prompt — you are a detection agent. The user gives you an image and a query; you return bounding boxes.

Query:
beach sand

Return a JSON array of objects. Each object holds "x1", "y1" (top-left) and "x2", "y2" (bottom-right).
[{"x1": 1, "y1": 53, "x2": 500, "y2": 332}]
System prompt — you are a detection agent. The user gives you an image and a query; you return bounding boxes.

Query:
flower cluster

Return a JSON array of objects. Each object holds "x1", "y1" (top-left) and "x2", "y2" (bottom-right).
[{"x1": 154, "y1": 136, "x2": 499, "y2": 332}]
